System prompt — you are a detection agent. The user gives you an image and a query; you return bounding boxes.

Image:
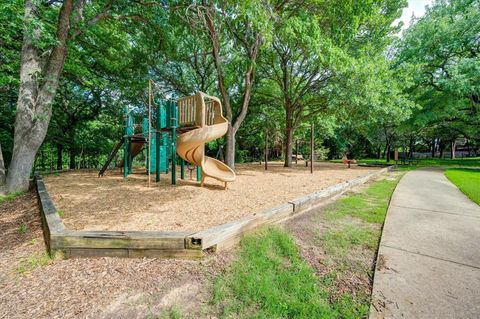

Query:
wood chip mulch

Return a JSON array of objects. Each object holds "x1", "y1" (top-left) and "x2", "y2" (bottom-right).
[{"x1": 0, "y1": 191, "x2": 231, "y2": 319}]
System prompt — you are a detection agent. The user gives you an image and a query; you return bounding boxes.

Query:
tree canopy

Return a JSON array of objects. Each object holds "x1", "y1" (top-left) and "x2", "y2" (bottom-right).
[{"x1": 0, "y1": 0, "x2": 478, "y2": 193}]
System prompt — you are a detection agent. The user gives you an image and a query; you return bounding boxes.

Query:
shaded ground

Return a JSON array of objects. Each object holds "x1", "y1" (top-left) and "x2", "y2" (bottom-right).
[
  {"x1": 43, "y1": 162, "x2": 378, "y2": 232},
  {"x1": 0, "y1": 191, "x2": 232, "y2": 319}
]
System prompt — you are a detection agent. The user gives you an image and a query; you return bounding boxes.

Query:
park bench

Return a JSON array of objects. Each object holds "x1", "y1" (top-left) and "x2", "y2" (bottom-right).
[
  {"x1": 342, "y1": 156, "x2": 357, "y2": 168},
  {"x1": 396, "y1": 156, "x2": 419, "y2": 165}
]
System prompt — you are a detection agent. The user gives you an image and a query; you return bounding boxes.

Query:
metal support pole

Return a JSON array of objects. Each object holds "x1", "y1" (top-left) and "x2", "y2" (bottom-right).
[
  {"x1": 128, "y1": 137, "x2": 132, "y2": 174},
  {"x1": 123, "y1": 111, "x2": 128, "y2": 178},
  {"x1": 171, "y1": 100, "x2": 177, "y2": 185},
  {"x1": 295, "y1": 139, "x2": 298, "y2": 165},
  {"x1": 264, "y1": 131, "x2": 268, "y2": 171},
  {"x1": 148, "y1": 80, "x2": 152, "y2": 187},
  {"x1": 156, "y1": 101, "x2": 161, "y2": 183},
  {"x1": 310, "y1": 123, "x2": 314, "y2": 174},
  {"x1": 196, "y1": 166, "x2": 201, "y2": 182},
  {"x1": 181, "y1": 159, "x2": 185, "y2": 179}
]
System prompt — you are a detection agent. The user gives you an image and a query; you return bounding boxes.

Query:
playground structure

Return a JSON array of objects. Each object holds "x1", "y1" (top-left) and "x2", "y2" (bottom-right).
[{"x1": 98, "y1": 91, "x2": 236, "y2": 188}]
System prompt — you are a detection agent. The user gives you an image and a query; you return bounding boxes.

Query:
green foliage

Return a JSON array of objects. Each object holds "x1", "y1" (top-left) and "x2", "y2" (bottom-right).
[
  {"x1": 15, "y1": 252, "x2": 52, "y2": 274},
  {"x1": 161, "y1": 306, "x2": 182, "y2": 319},
  {"x1": 18, "y1": 223, "x2": 27, "y2": 234},
  {"x1": 2, "y1": 0, "x2": 477, "y2": 185},
  {"x1": 395, "y1": 0, "x2": 480, "y2": 149},
  {"x1": 341, "y1": 157, "x2": 480, "y2": 168},
  {"x1": 326, "y1": 179, "x2": 398, "y2": 223},
  {"x1": 415, "y1": 158, "x2": 480, "y2": 167},
  {"x1": 0, "y1": 0, "x2": 22, "y2": 165},
  {"x1": 0, "y1": 0, "x2": 22, "y2": 88},
  {"x1": 0, "y1": 191, "x2": 24, "y2": 203},
  {"x1": 445, "y1": 168, "x2": 480, "y2": 204},
  {"x1": 213, "y1": 227, "x2": 334, "y2": 318}
]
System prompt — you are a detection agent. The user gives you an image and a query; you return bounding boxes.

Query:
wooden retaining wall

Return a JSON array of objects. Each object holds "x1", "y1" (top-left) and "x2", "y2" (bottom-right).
[
  {"x1": 35, "y1": 166, "x2": 395, "y2": 259},
  {"x1": 35, "y1": 174, "x2": 202, "y2": 258}
]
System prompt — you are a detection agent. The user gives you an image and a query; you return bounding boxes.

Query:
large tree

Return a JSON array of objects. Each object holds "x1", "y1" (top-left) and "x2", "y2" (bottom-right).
[
  {"x1": 258, "y1": 0, "x2": 407, "y2": 166},
  {"x1": 0, "y1": 0, "x2": 161, "y2": 193},
  {"x1": 394, "y1": 0, "x2": 480, "y2": 152},
  {"x1": 183, "y1": 0, "x2": 275, "y2": 168},
  {"x1": 1, "y1": 0, "x2": 120, "y2": 193}
]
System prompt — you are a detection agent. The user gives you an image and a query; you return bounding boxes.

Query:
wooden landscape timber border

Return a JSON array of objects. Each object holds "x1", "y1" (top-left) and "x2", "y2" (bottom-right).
[{"x1": 35, "y1": 166, "x2": 395, "y2": 259}]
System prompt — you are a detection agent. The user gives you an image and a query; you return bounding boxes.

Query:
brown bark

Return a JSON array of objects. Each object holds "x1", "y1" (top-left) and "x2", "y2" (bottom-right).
[
  {"x1": 201, "y1": 3, "x2": 262, "y2": 169},
  {"x1": 70, "y1": 148, "x2": 76, "y2": 169},
  {"x1": 310, "y1": 123, "x2": 314, "y2": 173},
  {"x1": 7, "y1": 0, "x2": 75, "y2": 193},
  {"x1": 284, "y1": 124, "x2": 294, "y2": 167},
  {"x1": 431, "y1": 138, "x2": 436, "y2": 158},
  {"x1": 56, "y1": 143, "x2": 63, "y2": 170},
  {"x1": 451, "y1": 140, "x2": 456, "y2": 159},
  {"x1": 0, "y1": 143, "x2": 5, "y2": 185},
  {"x1": 264, "y1": 131, "x2": 268, "y2": 171},
  {"x1": 6, "y1": 0, "x2": 109, "y2": 193}
]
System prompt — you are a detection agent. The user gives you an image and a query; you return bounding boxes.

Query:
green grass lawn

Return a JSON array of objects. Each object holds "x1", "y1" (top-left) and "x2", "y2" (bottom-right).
[
  {"x1": 445, "y1": 168, "x2": 480, "y2": 205},
  {"x1": 211, "y1": 173, "x2": 403, "y2": 318},
  {"x1": 213, "y1": 228, "x2": 335, "y2": 318},
  {"x1": 414, "y1": 157, "x2": 480, "y2": 167},
  {"x1": 331, "y1": 157, "x2": 480, "y2": 168}
]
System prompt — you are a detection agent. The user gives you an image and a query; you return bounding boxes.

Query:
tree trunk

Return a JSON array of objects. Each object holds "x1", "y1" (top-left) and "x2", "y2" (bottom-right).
[
  {"x1": 386, "y1": 143, "x2": 391, "y2": 162},
  {"x1": 264, "y1": 131, "x2": 268, "y2": 171},
  {"x1": 284, "y1": 125, "x2": 294, "y2": 168},
  {"x1": 295, "y1": 140, "x2": 298, "y2": 165},
  {"x1": 439, "y1": 141, "x2": 445, "y2": 158},
  {"x1": 310, "y1": 123, "x2": 314, "y2": 173},
  {"x1": 0, "y1": 143, "x2": 6, "y2": 186},
  {"x1": 451, "y1": 140, "x2": 456, "y2": 159},
  {"x1": 377, "y1": 146, "x2": 381, "y2": 159},
  {"x1": 56, "y1": 143, "x2": 63, "y2": 170},
  {"x1": 408, "y1": 139, "x2": 414, "y2": 158},
  {"x1": 6, "y1": 143, "x2": 38, "y2": 193},
  {"x1": 431, "y1": 138, "x2": 435, "y2": 158},
  {"x1": 224, "y1": 124, "x2": 236, "y2": 168},
  {"x1": 202, "y1": 4, "x2": 261, "y2": 169},
  {"x1": 6, "y1": 0, "x2": 74, "y2": 193}
]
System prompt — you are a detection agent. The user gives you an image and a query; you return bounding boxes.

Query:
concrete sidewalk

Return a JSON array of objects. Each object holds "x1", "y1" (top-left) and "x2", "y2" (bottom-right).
[{"x1": 370, "y1": 168, "x2": 480, "y2": 318}]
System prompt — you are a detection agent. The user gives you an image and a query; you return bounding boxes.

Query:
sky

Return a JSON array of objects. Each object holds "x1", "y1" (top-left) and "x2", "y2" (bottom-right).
[{"x1": 394, "y1": 0, "x2": 434, "y2": 31}]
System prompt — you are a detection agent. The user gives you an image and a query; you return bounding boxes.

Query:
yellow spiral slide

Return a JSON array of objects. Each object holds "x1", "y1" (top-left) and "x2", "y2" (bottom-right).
[{"x1": 176, "y1": 92, "x2": 236, "y2": 188}]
